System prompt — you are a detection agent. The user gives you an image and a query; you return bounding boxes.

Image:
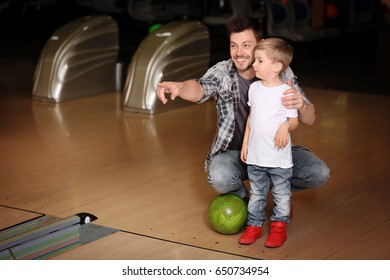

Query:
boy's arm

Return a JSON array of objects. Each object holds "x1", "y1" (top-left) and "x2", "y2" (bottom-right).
[
  {"x1": 287, "y1": 116, "x2": 299, "y2": 132},
  {"x1": 240, "y1": 113, "x2": 251, "y2": 163},
  {"x1": 274, "y1": 117, "x2": 299, "y2": 149}
]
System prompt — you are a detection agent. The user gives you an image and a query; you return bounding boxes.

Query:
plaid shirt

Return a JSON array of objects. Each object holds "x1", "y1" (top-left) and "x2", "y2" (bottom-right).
[{"x1": 197, "y1": 59, "x2": 310, "y2": 171}]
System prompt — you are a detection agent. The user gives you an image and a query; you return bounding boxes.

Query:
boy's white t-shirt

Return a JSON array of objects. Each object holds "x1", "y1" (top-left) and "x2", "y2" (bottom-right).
[{"x1": 246, "y1": 81, "x2": 298, "y2": 169}]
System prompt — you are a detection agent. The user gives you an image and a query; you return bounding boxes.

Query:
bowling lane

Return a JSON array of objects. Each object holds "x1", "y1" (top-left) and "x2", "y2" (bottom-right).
[
  {"x1": 51, "y1": 231, "x2": 253, "y2": 260},
  {"x1": 0, "y1": 206, "x2": 42, "y2": 230},
  {"x1": 2, "y1": 83, "x2": 390, "y2": 259}
]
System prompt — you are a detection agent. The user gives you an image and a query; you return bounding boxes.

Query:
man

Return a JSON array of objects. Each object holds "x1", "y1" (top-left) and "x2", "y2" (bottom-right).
[{"x1": 156, "y1": 17, "x2": 329, "y2": 200}]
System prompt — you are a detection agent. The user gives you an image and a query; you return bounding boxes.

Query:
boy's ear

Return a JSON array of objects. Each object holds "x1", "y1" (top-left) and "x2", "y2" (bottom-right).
[{"x1": 273, "y1": 62, "x2": 283, "y2": 73}]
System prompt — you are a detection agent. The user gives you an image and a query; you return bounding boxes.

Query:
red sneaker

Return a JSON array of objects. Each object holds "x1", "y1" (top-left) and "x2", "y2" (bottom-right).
[
  {"x1": 238, "y1": 226, "x2": 262, "y2": 245},
  {"x1": 264, "y1": 222, "x2": 287, "y2": 248}
]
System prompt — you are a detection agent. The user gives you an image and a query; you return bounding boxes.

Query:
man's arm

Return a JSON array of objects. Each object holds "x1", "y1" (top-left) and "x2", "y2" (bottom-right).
[
  {"x1": 297, "y1": 101, "x2": 316, "y2": 126},
  {"x1": 282, "y1": 80, "x2": 316, "y2": 126},
  {"x1": 157, "y1": 80, "x2": 204, "y2": 104}
]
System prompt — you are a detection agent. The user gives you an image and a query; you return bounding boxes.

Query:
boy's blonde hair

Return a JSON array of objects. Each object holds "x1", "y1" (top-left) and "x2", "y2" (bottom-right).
[{"x1": 255, "y1": 38, "x2": 293, "y2": 72}]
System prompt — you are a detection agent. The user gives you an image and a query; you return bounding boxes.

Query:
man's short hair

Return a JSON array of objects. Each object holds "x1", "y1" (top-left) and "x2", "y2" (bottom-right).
[{"x1": 226, "y1": 17, "x2": 263, "y2": 42}]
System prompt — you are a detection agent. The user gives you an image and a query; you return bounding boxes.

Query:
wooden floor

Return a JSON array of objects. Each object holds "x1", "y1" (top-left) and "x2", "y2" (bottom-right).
[{"x1": 1, "y1": 64, "x2": 390, "y2": 259}]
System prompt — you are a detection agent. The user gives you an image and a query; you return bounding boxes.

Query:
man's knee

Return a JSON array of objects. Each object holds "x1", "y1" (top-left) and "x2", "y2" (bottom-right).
[
  {"x1": 316, "y1": 165, "x2": 330, "y2": 188},
  {"x1": 291, "y1": 161, "x2": 330, "y2": 190},
  {"x1": 207, "y1": 170, "x2": 232, "y2": 193},
  {"x1": 306, "y1": 163, "x2": 330, "y2": 189}
]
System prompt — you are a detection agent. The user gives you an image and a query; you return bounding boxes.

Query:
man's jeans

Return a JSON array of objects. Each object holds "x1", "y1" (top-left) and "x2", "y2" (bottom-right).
[
  {"x1": 207, "y1": 146, "x2": 330, "y2": 198},
  {"x1": 247, "y1": 165, "x2": 292, "y2": 226}
]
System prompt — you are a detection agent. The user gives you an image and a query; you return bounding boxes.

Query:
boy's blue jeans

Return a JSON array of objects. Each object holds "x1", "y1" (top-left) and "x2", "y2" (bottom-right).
[
  {"x1": 246, "y1": 165, "x2": 292, "y2": 226},
  {"x1": 207, "y1": 146, "x2": 330, "y2": 199}
]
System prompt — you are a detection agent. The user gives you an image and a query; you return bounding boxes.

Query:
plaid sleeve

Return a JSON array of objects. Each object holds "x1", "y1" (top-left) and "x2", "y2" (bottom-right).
[{"x1": 195, "y1": 61, "x2": 231, "y2": 104}]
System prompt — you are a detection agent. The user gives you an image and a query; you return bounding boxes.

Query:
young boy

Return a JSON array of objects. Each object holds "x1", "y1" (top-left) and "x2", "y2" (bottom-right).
[{"x1": 239, "y1": 38, "x2": 298, "y2": 248}]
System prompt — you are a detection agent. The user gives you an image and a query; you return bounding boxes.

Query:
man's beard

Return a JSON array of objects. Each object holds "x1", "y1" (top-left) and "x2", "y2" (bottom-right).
[{"x1": 234, "y1": 56, "x2": 254, "y2": 72}]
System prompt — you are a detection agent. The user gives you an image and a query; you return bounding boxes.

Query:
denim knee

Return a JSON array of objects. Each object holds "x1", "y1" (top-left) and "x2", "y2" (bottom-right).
[
  {"x1": 314, "y1": 164, "x2": 330, "y2": 188},
  {"x1": 207, "y1": 170, "x2": 233, "y2": 193},
  {"x1": 299, "y1": 163, "x2": 330, "y2": 189}
]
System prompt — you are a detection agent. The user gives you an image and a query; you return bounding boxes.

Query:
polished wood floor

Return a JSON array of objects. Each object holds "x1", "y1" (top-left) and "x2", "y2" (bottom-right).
[{"x1": 1, "y1": 58, "x2": 390, "y2": 259}]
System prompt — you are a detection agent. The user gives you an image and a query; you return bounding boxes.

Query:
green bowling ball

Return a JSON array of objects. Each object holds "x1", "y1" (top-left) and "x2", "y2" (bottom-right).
[{"x1": 208, "y1": 194, "x2": 247, "y2": 234}]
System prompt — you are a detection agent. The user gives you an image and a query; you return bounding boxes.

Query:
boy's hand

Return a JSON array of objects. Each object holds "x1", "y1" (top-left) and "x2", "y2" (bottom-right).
[
  {"x1": 240, "y1": 145, "x2": 248, "y2": 163},
  {"x1": 274, "y1": 122, "x2": 289, "y2": 149}
]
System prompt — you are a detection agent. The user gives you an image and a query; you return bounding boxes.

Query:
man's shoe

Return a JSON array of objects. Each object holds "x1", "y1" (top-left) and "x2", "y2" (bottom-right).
[
  {"x1": 264, "y1": 222, "x2": 287, "y2": 248},
  {"x1": 238, "y1": 226, "x2": 262, "y2": 245}
]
